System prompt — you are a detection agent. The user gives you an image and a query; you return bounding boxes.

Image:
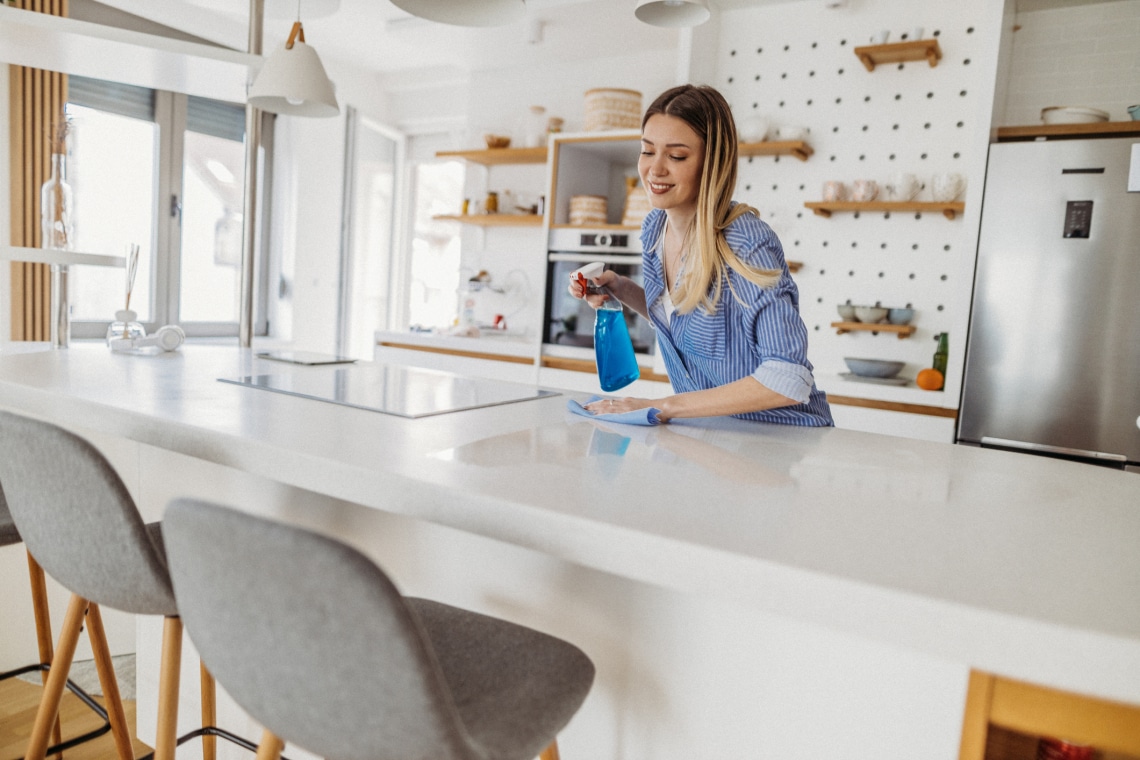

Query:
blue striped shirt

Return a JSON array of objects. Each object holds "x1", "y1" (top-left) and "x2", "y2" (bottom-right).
[{"x1": 641, "y1": 207, "x2": 834, "y2": 427}]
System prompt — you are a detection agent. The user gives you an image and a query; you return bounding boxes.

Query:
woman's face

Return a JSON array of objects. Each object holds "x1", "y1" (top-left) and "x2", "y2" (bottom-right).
[{"x1": 638, "y1": 113, "x2": 705, "y2": 216}]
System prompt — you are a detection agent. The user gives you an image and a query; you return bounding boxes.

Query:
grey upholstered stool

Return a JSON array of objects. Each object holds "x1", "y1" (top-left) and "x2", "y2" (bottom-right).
[
  {"x1": 0, "y1": 411, "x2": 227, "y2": 760},
  {"x1": 0, "y1": 485, "x2": 115, "y2": 755},
  {"x1": 163, "y1": 498, "x2": 596, "y2": 760}
]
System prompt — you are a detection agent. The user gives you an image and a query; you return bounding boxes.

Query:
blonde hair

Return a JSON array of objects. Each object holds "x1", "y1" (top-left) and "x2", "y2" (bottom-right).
[{"x1": 643, "y1": 85, "x2": 781, "y2": 314}]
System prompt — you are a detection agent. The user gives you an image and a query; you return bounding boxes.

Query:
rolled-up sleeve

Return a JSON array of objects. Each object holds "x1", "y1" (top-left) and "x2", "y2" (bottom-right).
[{"x1": 751, "y1": 359, "x2": 814, "y2": 404}]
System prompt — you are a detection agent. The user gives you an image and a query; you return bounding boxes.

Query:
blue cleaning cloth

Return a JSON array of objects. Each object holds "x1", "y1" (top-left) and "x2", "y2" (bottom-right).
[{"x1": 566, "y1": 396, "x2": 662, "y2": 426}]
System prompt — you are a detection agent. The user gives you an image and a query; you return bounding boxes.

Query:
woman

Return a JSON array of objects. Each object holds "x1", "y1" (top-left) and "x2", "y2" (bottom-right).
[{"x1": 570, "y1": 84, "x2": 832, "y2": 426}]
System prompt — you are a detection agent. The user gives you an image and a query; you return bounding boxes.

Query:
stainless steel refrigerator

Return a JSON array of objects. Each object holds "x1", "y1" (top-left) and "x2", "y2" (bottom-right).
[{"x1": 959, "y1": 136, "x2": 1140, "y2": 470}]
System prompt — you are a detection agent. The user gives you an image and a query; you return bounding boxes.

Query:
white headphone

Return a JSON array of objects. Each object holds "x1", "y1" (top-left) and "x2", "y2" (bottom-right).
[{"x1": 109, "y1": 325, "x2": 185, "y2": 353}]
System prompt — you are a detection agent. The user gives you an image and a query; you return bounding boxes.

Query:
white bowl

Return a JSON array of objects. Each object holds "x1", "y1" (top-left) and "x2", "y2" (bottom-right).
[
  {"x1": 853, "y1": 306, "x2": 888, "y2": 323},
  {"x1": 775, "y1": 125, "x2": 807, "y2": 141},
  {"x1": 1041, "y1": 106, "x2": 1109, "y2": 125}
]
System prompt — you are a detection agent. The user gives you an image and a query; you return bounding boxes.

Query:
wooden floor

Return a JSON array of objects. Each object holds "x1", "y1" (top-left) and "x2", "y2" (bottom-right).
[{"x1": 0, "y1": 677, "x2": 152, "y2": 760}]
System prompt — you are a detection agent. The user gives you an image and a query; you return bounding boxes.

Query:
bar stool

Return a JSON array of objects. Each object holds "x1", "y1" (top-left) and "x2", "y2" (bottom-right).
[
  {"x1": 0, "y1": 411, "x2": 245, "y2": 760},
  {"x1": 0, "y1": 487, "x2": 114, "y2": 755},
  {"x1": 162, "y1": 498, "x2": 596, "y2": 760}
]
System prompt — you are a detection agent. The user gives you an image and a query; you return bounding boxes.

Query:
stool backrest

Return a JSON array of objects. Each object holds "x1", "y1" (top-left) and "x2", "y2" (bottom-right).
[
  {"x1": 163, "y1": 498, "x2": 481, "y2": 760},
  {"x1": 0, "y1": 411, "x2": 177, "y2": 616}
]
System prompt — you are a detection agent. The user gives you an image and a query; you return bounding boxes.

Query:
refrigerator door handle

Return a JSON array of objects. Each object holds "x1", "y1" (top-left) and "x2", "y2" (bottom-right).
[{"x1": 981, "y1": 437, "x2": 1128, "y2": 462}]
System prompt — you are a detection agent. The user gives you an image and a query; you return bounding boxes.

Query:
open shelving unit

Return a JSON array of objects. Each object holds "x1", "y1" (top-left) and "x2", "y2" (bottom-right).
[
  {"x1": 805, "y1": 200, "x2": 965, "y2": 220},
  {"x1": 853, "y1": 39, "x2": 943, "y2": 71},
  {"x1": 432, "y1": 214, "x2": 543, "y2": 227},
  {"x1": 831, "y1": 321, "x2": 916, "y2": 339},
  {"x1": 434, "y1": 146, "x2": 548, "y2": 165}
]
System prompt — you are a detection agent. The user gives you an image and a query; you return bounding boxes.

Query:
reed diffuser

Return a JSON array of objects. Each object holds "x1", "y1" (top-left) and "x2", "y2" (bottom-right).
[{"x1": 106, "y1": 244, "x2": 145, "y2": 346}]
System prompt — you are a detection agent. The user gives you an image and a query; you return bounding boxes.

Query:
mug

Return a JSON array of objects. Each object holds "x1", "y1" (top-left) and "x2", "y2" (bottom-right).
[
  {"x1": 906, "y1": 26, "x2": 924, "y2": 41},
  {"x1": 870, "y1": 30, "x2": 889, "y2": 45},
  {"x1": 931, "y1": 173, "x2": 965, "y2": 202},
  {"x1": 822, "y1": 181, "x2": 847, "y2": 202},
  {"x1": 884, "y1": 173, "x2": 919, "y2": 202},
  {"x1": 850, "y1": 179, "x2": 878, "y2": 202},
  {"x1": 739, "y1": 115, "x2": 770, "y2": 142}
]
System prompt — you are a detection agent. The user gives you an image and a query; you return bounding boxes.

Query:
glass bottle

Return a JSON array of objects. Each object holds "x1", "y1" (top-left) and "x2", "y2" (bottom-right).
[
  {"x1": 106, "y1": 309, "x2": 146, "y2": 346},
  {"x1": 594, "y1": 295, "x2": 640, "y2": 392},
  {"x1": 41, "y1": 153, "x2": 74, "y2": 348},
  {"x1": 933, "y1": 332, "x2": 949, "y2": 376}
]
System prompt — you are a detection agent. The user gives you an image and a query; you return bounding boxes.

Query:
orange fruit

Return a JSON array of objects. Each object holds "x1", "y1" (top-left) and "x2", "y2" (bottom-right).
[{"x1": 916, "y1": 368, "x2": 944, "y2": 391}]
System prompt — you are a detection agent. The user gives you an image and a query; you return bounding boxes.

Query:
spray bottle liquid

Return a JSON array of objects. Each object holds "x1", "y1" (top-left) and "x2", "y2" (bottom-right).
[{"x1": 571, "y1": 262, "x2": 640, "y2": 392}]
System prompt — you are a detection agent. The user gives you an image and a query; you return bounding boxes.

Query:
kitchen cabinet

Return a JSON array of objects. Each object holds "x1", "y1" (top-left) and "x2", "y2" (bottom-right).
[
  {"x1": 548, "y1": 131, "x2": 642, "y2": 228},
  {"x1": 853, "y1": 38, "x2": 943, "y2": 71},
  {"x1": 805, "y1": 200, "x2": 965, "y2": 220},
  {"x1": 959, "y1": 671, "x2": 1140, "y2": 760}
]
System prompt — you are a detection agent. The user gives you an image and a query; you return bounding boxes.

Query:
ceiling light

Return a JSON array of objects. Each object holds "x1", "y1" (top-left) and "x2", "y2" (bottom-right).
[
  {"x1": 390, "y1": 0, "x2": 526, "y2": 27},
  {"x1": 634, "y1": 0, "x2": 710, "y2": 27},
  {"x1": 248, "y1": 21, "x2": 339, "y2": 118}
]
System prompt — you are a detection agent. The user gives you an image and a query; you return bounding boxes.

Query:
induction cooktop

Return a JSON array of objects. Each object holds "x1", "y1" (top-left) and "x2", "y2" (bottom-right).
[{"x1": 219, "y1": 364, "x2": 558, "y2": 418}]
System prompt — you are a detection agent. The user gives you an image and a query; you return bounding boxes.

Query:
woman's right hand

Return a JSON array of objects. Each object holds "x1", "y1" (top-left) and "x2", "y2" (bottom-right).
[{"x1": 568, "y1": 269, "x2": 620, "y2": 309}]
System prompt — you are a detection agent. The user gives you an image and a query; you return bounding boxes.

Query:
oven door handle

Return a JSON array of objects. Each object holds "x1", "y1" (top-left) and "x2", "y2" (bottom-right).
[{"x1": 548, "y1": 252, "x2": 643, "y2": 265}]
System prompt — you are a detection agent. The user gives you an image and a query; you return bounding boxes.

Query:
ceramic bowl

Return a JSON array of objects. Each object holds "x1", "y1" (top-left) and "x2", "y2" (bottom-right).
[
  {"x1": 837, "y1": 304, "x2": 857, "y2": 321},
  {"x1": 844, "y1": 357, "x2": 905, "y2": 379},
  {"x1": 776, "y1": 125, "x2": 807, "y2": 141},
  {"x1": 854, "y1": 305, "x2": 888, "y2": 323},
  {"x1": 484, "y1": 134, "x2": 511, "y2": 149},
  {"x1": 1040, "y1": 106, "x2": 1109, "y2": 125},
  {"x1": 888, "y1": 307, "x2": 914, "y2": 325}
]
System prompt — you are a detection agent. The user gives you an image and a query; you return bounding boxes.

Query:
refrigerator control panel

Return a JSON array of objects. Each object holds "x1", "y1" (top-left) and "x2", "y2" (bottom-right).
[{"x1": 1063, "y1": 200, "x2": 1093, "y2": 238}]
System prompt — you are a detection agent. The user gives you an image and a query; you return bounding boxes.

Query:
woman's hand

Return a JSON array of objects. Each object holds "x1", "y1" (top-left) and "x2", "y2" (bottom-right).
[
  {"x1": 584, "y1": 396, "x2": 668, "y2": 420},
  {"x1": 567, "y1": 269, "x2": 620, "y2": 310}
]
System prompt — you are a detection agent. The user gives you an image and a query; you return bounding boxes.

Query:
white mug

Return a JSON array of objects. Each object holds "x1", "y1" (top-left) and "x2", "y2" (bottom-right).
[
  {"x1": 822, "y1": 181, "x2": 847, "y2": 202},
  {"x1": 850, "y1": 179, "x2": 879, "y2": 202},
  {"x1": 884, "y1": 173, "x2": 919, "y2": 202},
  {"x1": 870, "y1": 30, "x2": 889, "y2": 45},
  {"x1": 931, "y1": 173, "x2": 965, "y2": 202},
  {"x1": 907, "y1": 26, "x2": 924, "y2": 41}
]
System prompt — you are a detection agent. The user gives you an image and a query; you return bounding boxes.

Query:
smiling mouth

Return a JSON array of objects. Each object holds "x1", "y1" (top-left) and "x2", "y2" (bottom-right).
[{"x1": 647, "y1": 182, "x2": 672, "y2": 194}]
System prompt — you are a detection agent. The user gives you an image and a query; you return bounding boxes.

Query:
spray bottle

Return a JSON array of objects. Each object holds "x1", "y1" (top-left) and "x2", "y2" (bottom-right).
[{"x1": 571, "y1": 262, "x2": 640, "y2": 392}]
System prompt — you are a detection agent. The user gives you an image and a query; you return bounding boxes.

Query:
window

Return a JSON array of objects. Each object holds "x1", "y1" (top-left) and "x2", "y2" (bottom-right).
[{"x1": 65, "y1": 76, "x2": 272, "y2": 339}]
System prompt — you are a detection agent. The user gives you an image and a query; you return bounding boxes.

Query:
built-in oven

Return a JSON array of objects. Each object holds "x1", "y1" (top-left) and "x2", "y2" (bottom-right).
[{"x1": 543, "y1": 228, "x2": 655, "y2": 355}]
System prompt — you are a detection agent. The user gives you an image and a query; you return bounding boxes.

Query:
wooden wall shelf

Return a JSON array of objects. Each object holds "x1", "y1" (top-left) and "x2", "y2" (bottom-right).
[
  {"x1": 435, "y1": 147, "x2": 548, "y2": 165},
  {"x1": 433, "y1": 214, "x2": 543, "y2": 227},
  {"x1": 806, "y1": 200, "x2": 965, "y2": 220},
  {"x1": 831, "y1": 321, "x2": 916, "y2": 339},
  {"x1": 549, "y1": 223, "x2": 640, "y2": 231},
  {"x1": 739, "y1": 140, "x2": 813, "y2": 161},
  {"x1": 854, "y1": 39, "x2": 942, "y2": 71},
  {"x1": 995, "y1": 121, "x2": 1140, "y2": 142}
]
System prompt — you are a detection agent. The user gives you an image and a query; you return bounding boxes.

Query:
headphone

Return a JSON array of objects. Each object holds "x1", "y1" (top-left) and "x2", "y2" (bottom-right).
[{"x1": 109, "y1": 325, "x2": 185, "y2": 353}]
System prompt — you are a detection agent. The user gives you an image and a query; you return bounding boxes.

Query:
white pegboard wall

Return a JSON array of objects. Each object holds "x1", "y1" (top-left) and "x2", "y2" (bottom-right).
[{"x1": 714, "y1": 0, "x2": 998, "y2": 389}]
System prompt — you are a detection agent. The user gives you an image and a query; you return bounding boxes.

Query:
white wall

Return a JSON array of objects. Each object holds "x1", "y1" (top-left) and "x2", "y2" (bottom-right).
[{"x1": 1004, "y1": 0, "x2": 1140, "y2": 125}]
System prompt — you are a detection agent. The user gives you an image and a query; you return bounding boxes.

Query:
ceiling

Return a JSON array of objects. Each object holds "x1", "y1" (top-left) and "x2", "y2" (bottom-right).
[{"x1": 92, "y1": 0, "x2": 793, "y2": 82}]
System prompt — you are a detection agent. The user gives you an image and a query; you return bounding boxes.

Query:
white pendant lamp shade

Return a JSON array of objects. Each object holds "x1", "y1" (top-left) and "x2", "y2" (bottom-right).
[
  {"x1": 390, "y1": 0, "x2": 526, "y2": 27},
  {"x1": 634, "y1": 0, "x2": 710, "y2": 27},
  {"x1": 249, "y1": 22, "x2": 339, "y2": 118}
]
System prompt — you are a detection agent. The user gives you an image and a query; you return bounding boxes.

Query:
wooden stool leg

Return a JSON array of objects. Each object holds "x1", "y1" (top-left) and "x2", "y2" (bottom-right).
[
  {"x1": 25, "y1": 594, "x2": 89, "y2": 760},
  {"x1": 86, "y1": 603, "x2": 135, "y2": 760},
  {"x1": 26, "y1": 552, "x2": 63, "y2": 756},
  {"x1": 539, "y1": 739, "x2": 561, "y2": 760},
  {"x1": 201, "y1": 662, "x2": 217, "y2": 760},
  {"x1": 254, "y1": 729, "x2": 284, "y2": 760},
  {"x1": 154, "y1": 616, "x2": 183, "y2": 760}
]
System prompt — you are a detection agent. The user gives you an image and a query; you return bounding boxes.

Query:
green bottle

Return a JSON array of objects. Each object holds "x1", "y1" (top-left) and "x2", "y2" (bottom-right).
[{"x1": 933, "y1": 333, "x2": 948, "y2": 376}]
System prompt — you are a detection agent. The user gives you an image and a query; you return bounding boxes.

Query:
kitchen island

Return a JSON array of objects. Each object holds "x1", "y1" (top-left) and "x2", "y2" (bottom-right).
[{"x1": 0, "y1": 344, "x2": 1137, "y2": 759}]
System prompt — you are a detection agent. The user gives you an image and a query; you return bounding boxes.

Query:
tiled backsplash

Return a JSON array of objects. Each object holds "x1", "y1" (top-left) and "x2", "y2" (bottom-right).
[{"x1": 1004, "y1": 0, "x2": 1140, "y2": 125}]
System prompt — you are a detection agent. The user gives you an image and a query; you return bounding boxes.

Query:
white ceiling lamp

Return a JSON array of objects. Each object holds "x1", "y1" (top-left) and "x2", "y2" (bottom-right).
[
  {"x1": 634, "y1": 0, "x2": 711, "y2": 27},
  {"x1": 248, "y1": 19, "x2": 339, "y2": 117},
  {"x1": 390, "y1": 0, "x2": 526, "y2": 27}
]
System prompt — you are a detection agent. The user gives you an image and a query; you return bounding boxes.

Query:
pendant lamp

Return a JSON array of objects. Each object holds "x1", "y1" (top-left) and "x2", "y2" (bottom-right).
[
  {"x1": 390, "y1": 0, "x2": 526, "y2": 27},
  {"x1": 634, "y1": 0, "x2": 710, "y2": 28},
  {"x1": 248, "y1": 20, "x2": 339, "y2": 117}
]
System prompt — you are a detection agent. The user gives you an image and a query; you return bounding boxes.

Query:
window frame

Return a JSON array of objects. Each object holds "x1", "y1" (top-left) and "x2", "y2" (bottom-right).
[{"x1": 66, "y1": 77, "x2": 274, "y2": 339}]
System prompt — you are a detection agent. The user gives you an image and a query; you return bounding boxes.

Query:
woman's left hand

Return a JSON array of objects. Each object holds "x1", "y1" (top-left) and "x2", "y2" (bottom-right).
[{"x1": 584, "y1": 396, "x2": 664, "y2": 418}]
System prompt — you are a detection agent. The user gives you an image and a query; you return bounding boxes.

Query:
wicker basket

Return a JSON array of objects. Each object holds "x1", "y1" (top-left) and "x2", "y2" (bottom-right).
[
  {"x1": 569, "y1": 195, "x2": 608, "y2": 226},
  {"x1": 584, "y1": 88, "x2": 642, "y2": 131}
]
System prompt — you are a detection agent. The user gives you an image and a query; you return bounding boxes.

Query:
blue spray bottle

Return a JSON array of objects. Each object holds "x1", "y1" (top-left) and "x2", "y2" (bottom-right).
[{"x1": 572, "y1": 262, "x2": 640, "y2": 392}]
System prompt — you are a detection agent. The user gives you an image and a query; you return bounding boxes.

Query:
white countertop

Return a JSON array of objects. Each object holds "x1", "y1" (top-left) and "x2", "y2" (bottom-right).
[{"x1": 1, "y1": 345, "x2": 1138, "y2": 704}]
